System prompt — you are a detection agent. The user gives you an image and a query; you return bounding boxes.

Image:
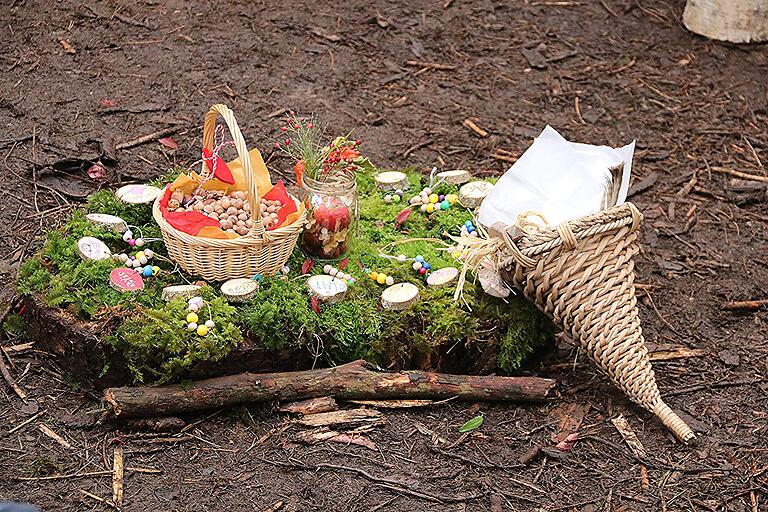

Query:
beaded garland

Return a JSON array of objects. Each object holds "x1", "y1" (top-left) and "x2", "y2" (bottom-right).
[{"x1": 185, "y1": 296, "x2": 216, "y2": 336}]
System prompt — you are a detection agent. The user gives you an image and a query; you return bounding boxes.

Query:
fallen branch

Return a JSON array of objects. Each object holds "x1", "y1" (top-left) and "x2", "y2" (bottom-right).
[
  {"x1": 104, "y1": 359, "x2": 556, "y2": 419},
  {"x1": 405, "y1": 60, "x2": 457, "y2": 70}
]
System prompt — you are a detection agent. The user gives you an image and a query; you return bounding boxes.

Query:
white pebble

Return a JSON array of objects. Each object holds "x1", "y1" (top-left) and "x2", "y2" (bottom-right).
[
  {"x1": 187, "y1": 322, "x2": 198, "y2": 331},
  {"x1": 385, "y1": 276, "x2": 394, "y2": 286},
  {"x1": 413, "y1": 261, "x2": 422, "y2": 270},
  {"x1": 323, "y1": 264, "x2": 332, "y2": 273},
  {"x1": 204, "y1": 320, "x2": 215, "y2": 329}
]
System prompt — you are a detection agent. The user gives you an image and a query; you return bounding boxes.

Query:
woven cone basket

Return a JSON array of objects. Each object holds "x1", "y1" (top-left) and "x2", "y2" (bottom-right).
[
  {"x1": 153, "y1": 104, "x2": 306, "y2": 281},
  {"x1": 494, "y1": 202, "x2": 695, "y2": 443}
]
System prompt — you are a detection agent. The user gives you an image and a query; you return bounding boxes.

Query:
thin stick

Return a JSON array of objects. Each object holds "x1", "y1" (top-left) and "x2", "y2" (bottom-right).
[
  {"x1": 115, "y1": 126, "x2": 183, "y2": 150},
  {"x1": 723, "y1": 299, "x2": 768, "y2": 311},
  {"x1": 0, "y1": 348, "x2": 27, "y2": 400},
  {"x1": 7, "y1": 410, "x2": 46, "y2": 434},
  {"x1": 405, "y1": 60, "x2": 457, "y2": 70},
  {"x1": 39, "y1": 424, "x2": 73, "y2": 449},
  {"x1": 462, "y1": 119, "x2": 488, "y2": 138},
  {"x1": 79, "y1": 489, "x2": 116, "y2": 508},
  {"x1": 112, "y1": 446, "x2": 125, "y2": 508},
  {"x1": 14, "y1": 467, "x2": 160, "y2": 482},
  {"x1": 711, "y1": 166, "x2": 768, "y2": 183}
]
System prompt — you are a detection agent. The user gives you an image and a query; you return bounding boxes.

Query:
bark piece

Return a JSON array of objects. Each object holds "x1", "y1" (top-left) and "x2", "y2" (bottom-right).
[
  {"x1": 104, "y1": 359, "x2": 556, "y2": 419},
  {"x1": 294, "y1": 408, "x2": 382, "y2": 428},
  {"x1": 279, "y1": 396, "x2": 338, "y2": 415}
]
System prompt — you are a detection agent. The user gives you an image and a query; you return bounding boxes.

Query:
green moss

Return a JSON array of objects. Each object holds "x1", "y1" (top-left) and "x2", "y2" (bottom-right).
[
  {"x1": 18, "y1": 167, "x2": 551, "y2": 384},
  {"x1": 106, "y1": 290, "x2": 243, "y2": 384}
]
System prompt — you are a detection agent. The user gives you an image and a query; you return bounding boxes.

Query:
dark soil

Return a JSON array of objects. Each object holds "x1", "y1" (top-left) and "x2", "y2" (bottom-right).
[{"x1": 1, "y1": 0, "x2": 767, "y2": 510}]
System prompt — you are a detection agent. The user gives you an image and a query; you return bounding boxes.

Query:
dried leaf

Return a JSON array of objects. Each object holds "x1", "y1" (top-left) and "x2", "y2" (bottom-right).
[
  {"x1": 310, "y1": 295, "x2": 321, "y2": 315},
  {"x1": 59, "y1": 39, "x2": 76, "y2": 54},
  {"x1": 338, "y1": 257, "x2": 350, "y2": 270},
  {"x1": 459, "y1": 415, "x2": 484, "y2": 433},
  {"x1": 395, "y1": 207, "x2": 413, "y2": 228},
  {"x1": 554, "y1": 432, "x2": 579, "y2": 451},
  {"x1": 301, "y1": 258, "x2": 315, "y2": 275},
  {"x1": 86, "y1": 163, "x2": 106, "y2": 180},
  {"x1": 99, "y1": 98, "x2": 116, "y2": 108},
  {"x1": 158, "y1": 136, "x2": 178, "y2": 150}
]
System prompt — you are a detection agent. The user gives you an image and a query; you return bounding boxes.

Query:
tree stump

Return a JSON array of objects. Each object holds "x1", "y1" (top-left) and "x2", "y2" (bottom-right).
[{"x1": 684, "y1": 0, "x2": 768, "y2": 43}]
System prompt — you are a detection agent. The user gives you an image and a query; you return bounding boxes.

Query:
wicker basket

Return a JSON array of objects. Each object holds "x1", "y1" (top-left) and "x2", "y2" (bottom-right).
[
  {"x1": 153, "y1": 104, "x2": 306, "y2": 281},
  {"x1": 495, "y1": 202, "x2": 695, "y2": 442}
]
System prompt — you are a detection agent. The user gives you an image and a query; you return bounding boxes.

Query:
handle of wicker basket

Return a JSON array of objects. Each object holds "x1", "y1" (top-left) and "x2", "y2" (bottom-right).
[{"x1": 202, "y1": 104, "x2": 265, "y2": 238}]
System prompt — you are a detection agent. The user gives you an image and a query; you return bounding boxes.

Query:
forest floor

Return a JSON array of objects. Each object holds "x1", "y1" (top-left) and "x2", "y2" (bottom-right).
[{"x1": 1, "y1": 0, "x2": 767, "y2": 510}]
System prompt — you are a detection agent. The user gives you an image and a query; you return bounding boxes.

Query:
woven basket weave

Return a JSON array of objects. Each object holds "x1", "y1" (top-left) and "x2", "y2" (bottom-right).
[
  {"x1": 497, "y1": 202, "x2": 695, "y2": 443},
  {"x1": 153, "y1": 104, "x2": 306, "y2": 281}
]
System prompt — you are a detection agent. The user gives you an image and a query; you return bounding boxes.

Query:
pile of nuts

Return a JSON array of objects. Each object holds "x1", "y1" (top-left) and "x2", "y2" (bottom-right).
[{"x1": 167, "y1": 189, "x2": 285, "y2": 235}]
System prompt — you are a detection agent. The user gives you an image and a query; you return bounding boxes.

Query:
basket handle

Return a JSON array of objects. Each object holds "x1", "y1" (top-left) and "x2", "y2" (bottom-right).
[{"x1": 202, "y1": 104, "x2": 265, "y2": 238}]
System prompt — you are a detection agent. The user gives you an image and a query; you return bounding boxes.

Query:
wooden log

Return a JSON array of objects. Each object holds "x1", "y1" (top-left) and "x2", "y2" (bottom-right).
[
  {"x1": 683, "y1": 0, "x2": 768, "y2": 43},
  {"x1": 104, "y1": 359, "x2": 556, "y2": 418}
]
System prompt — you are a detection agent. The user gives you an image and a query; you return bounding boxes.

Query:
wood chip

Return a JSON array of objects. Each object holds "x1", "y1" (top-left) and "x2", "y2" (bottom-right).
[
  {"x1": 294, "y1": 408, "x2": 383, "y2": 428},
  {"x1": 436, "y1": 169, "x2": 471, "y2": 185},
  {"x1": 221, "y1": 278, "x2": 259, "y2": 302},
  {"x1": 610, "y1": 414, "x2": 646, "y2": 458},
  {"x1": 295, "y1": 429, "x2": 377, "y2": 450},
  {"x1": 307, "y1": 275, "x2": 348, "y2": 304},
  {"x1": 649, "y1": 346, "x2": 708, "y2": 361},
  {"x1": 459, "y1": 181, "x2": 494, "y2": 208},
  {"x1": 405, "y1": 60, "x2": 457, "y2": 70},
  {"x1": 59, "y1": 39, "x2": 76, "y2": 54}
]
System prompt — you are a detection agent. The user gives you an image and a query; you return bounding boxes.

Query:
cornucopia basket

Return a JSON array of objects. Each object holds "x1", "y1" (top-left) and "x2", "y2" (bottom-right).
[
  {"x1": 465, "y1": 202, "x2": 695, "y2": 442},
  {"x1": 153, "y1": 104, "x2": 306, "y2": 281}
]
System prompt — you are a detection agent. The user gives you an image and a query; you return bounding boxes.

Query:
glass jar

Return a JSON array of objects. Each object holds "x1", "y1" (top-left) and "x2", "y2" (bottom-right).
[{"x1": 300, "y1": 171, "x2": 358, "y2": 260}]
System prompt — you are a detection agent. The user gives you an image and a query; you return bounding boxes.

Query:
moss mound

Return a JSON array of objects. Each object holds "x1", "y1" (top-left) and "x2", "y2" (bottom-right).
[{"x1": 18, "y1": 169, "x2": 551, "y2": 384}]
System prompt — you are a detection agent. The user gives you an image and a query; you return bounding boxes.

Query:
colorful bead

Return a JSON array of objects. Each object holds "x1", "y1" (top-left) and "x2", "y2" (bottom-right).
[
  {"x1": 397, "y1": 254, "x2": 407, "y2": 262},
  {"x1": 418, "y1": 267, "x2": 427, "y2": 275},
  {"x1": 252, "y1": 273, "x2": 264, "y2": 283},
  {"x1": 440, "y1": 200, "x2": 450, "y2": 210},
  {"x1": 395, "y1": 189, "x2": 404, "y2": 196},
  {"x1": 323, "y1": 264, "x2": 332, "y2": 273},
  {"x1": 438, "y1": 194, "x2": 445, "y2": 201},
  {"x1": 392, "y1": 194, "x2": 401, "y2": 203},
  {"x1": 135, "y1": 238, "x2": 145, "y2": 247},
  {"x1": 415, "y1": 255, "x2": 425, "y2": 262},
  {"x1": 204, "y1": 320, "x2": 216, "y2": 329},
  {"x1": 186, "y1": 312, "x2": 199, "y2": 324},
  {"x1": 428, "y1": 194, "x2": 439, "y2": 204},
  {"x1": 144, "y1": 249, "x2": 154, "y2": 259},
  {"x1": 423, "y1": 262, "x2": 431, "y2": 270},
  {"x1": 152, "y1": 266, "x2": 160, "y2": 273},
  {"x1": 412, "y1": 261, "x2": 422, "y2": 271},
  {"x1": 420, "y1": 204, "x2": 428, "y2": 212},
  {"x1": 370, "y1": 271, "x2": 379, "y2": 281},
  {"x1": 385, "y1": 275, "x2": 394, "y2": 286},
  {"x1": 376, "y1": 273, "x2": 387, "y2": 285},
  {"x1": 128, "y1": 239, "x2": 136, "y2": 246},
  {"x1": 196, "y1": 324, "x2": 209, "y2": 336},
  {"x1": 465, "y1": 221, "x2": 474, "y2": 228},
  {"x1": 187, "y1": 322, "x2": 198, "y2": 331},
  {"x1": 425, "y1": 203, "x2": 435, "y2": 213},
  {"x1": 122, "y1": 231, "x2": 133, "y2": 242},
  {"x1": 142, "y1": 265, "x2": 153, "y2": 277},
  {"x1": 384, "y1": 194, "x2": 393, "y2": 203}
]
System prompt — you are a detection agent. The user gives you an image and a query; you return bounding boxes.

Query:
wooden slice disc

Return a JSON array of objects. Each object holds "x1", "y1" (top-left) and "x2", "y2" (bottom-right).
[
  {"x1": 116, "y1": 184, "x2": 163, "y2": 204},
  {"x1": 374, "y1": 171, "x2": 409, "y2": 191},
  {"x1": 110, "y1": 268, "x2": 144, "y2": 292},
  {"x1": 85, "y1": 213, "x2": 128, "y2": 233},
  {"x1": 381, "y1": 282, "x2": 420, "y2": 310},
  {"x1": 162, "y1": 285, "x2": 202, "y2": 302},
  {"x1": 426, "y1": 267, "x2": 459, "y2": 288},
  {"x1": 459, "y1": 181, "x2": 494, "y2": 208},
  {"x1": 77, "y1": 237, "x2": 112, "y2": 261},
  {"x1": 307, "y1": 275, "x2": 348, "y2": 304},
  {"x1": 436, "y1": 169, "x2": 471, "y2": 185},
  {"x1": 221, "y1": 279, "x2": 260, "y2": 302}
]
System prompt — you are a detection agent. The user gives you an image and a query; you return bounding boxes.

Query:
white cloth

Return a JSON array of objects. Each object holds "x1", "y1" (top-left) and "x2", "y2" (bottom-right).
[{"x1": 478, "y1": 126, "x2": 635, "y2": 227}]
